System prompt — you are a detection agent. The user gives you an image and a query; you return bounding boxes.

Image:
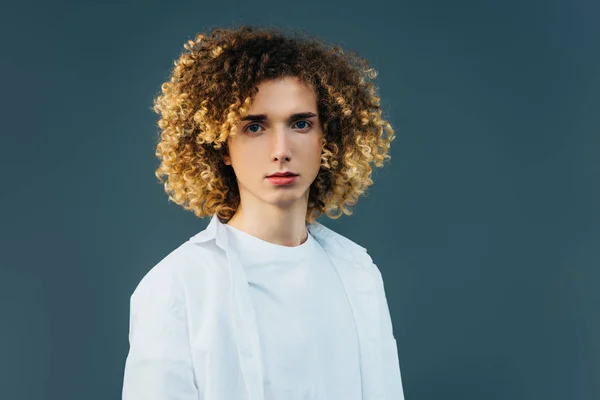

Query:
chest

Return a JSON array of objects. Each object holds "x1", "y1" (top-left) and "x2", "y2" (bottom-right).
[{"x1": 182, "y1": 244, "x2": 386, "y2": 400}]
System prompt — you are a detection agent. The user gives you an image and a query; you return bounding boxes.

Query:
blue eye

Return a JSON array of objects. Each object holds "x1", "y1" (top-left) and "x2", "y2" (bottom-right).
[
  {"x1": 296, "y1": 121, "x2": 312, "y2": 129},
  {"x1": 245, "y1": 123, "x2": 262, "y2": 133}
]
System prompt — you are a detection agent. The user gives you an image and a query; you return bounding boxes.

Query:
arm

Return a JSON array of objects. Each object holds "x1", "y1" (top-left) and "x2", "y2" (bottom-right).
[
  {"x1": 122, "y1": 264, "x2": 199, "y2": 400},
  {"x1": 372, "y1": 262, "x2": 406, "y2": 400}
]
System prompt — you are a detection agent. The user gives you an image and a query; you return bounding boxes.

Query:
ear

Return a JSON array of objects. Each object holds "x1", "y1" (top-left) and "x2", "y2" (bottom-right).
[{"x1": 220, "y1": 137, "x2": 232, "y2": 166}]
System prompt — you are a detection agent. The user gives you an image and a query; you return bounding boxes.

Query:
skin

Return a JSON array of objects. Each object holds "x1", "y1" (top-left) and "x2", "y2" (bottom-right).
[{"x1": 222, "y1": 76, "x2": 324, "y2": 247}]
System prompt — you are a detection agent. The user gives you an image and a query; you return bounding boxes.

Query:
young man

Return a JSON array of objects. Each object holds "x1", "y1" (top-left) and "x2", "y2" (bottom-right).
[{"x1": 122, "y1": 26, "x2": 405, "y2": 399}]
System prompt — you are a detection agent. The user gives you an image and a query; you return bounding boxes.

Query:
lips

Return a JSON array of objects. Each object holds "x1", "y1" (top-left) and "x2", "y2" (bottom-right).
[
  {"x1": 267, "y1": 174, "x2": 298, "y2": 185},
  {"x1": 268, "y1": 173, "x2": 298, "y2": 177}
]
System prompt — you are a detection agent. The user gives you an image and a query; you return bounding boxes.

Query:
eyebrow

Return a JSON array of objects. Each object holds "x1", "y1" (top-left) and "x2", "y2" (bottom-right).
[{"x1": 239, "y1": 112, "x2": 318, "y2": 123}]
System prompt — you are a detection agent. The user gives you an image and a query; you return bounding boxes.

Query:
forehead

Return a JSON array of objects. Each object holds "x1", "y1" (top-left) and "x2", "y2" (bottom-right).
[{"x1": 247, "y1": 77, "x2": 317, "y2": 113}]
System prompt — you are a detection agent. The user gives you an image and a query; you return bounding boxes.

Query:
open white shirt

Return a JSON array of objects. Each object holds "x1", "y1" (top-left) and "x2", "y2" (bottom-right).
[{"x1": 122, "y1": 214, "x2": 405, "y2": 399}]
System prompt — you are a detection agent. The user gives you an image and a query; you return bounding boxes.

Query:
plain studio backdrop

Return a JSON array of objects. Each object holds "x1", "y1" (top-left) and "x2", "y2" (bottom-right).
[{"x1": 0, "y1": 0, "x2": 598, "y2": 399}]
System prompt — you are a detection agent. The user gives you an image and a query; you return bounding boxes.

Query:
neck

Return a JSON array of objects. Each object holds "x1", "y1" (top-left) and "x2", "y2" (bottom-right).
[{"x1": 226, "y1": 203, "x2": 309, "y2": 247}]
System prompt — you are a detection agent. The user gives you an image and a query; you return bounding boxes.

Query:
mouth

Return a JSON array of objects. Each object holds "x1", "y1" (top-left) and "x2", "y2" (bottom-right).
[
  {"x1": 267, "y1": 173, "x2": 299, "y2": 178},
  {"x1": 266, "y1": 173, "x2": 299, "y2": 185}
]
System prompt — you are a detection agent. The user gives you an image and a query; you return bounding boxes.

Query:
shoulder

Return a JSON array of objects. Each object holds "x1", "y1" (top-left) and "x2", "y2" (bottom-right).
[
  {"x1": 308, "y1": 220, "x2": 375, "y2": 266},
  {"x1": 129, "y1": 240, "x2": 220, "y2": 306}
]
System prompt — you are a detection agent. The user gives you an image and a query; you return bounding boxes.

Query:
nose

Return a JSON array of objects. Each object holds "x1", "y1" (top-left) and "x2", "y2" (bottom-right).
[{"x1": 270, "y1": 126, "x2": 292, "y2": 162}]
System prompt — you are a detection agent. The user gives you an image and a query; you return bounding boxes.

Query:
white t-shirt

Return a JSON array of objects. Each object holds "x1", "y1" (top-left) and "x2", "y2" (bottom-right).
[{"x1": 224, "y1": 223, "x2": 362, "y2": 400}]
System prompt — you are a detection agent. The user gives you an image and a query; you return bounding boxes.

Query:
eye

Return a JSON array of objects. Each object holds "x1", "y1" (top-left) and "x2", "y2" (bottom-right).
[
  {"x1": 244, "y1": 123, "x2": 264, "y2": 134},
  {"x1": 293, "y1": 120, "x2": 312, "y2": 130}
]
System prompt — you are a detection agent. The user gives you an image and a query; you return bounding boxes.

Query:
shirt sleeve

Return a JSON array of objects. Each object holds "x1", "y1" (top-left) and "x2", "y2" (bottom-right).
[
  {"x1": 371, "y1": 262, "x2": 406, "y2": 400},
  {"x1": 122, "y1": 263, "x2": 199, "y2": 400}
]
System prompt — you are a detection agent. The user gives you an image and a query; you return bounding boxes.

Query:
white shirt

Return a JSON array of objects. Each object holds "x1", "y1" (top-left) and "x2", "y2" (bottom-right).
[
  {"x1": 224, "y1": 223, "x2": 362, "y2": 399},
  {"x1": 122, "y1": 214, "x2": 405, "y2": 400}
]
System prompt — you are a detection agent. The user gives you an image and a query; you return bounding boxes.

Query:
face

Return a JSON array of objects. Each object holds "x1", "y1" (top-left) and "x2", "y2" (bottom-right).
[{"x1": 223, "y1": 76, "x2": 323, "y2": 210}]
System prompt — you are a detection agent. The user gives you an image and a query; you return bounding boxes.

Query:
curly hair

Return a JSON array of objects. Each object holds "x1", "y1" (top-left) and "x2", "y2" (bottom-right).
[{"x1": 152, "y1": 25, "x2": 396, "y2": 225}]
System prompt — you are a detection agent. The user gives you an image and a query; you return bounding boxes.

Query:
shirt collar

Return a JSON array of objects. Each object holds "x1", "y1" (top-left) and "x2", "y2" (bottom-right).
[{"x1": 188, "y1": 214, "x2": 372, "y2": 265}]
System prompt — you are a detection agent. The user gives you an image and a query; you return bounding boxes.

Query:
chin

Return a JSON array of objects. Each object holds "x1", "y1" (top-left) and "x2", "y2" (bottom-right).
[{"x1": 264, "y1": 191, "x2": 307, "y2": 207}]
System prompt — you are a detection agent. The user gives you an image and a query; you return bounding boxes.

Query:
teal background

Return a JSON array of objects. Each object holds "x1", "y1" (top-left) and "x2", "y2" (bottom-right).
[{"x1": 1, "y1": 0, "x2": 598, "y2": 399}]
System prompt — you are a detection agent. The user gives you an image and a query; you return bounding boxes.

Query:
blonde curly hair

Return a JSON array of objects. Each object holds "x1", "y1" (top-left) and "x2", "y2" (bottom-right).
[{"x1": 152, "y1": 25, "x2": 396, "y2": 225}]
